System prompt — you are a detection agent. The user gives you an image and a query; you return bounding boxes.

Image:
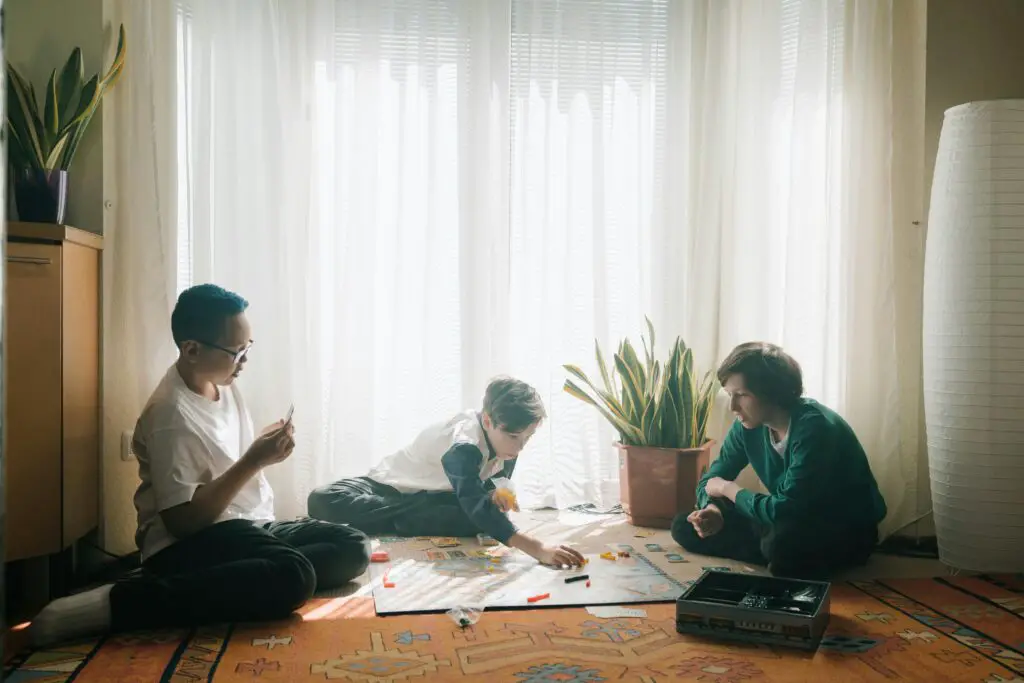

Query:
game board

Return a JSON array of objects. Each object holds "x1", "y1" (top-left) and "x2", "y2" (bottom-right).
[{"x1": 371, "y1": 551, "x2": 686, "y2": 616}]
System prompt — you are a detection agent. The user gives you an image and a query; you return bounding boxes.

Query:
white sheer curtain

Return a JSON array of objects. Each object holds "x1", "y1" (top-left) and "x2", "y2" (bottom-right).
[{"x1": 102, "y1": 0, "x2": 915, "y2": 536}]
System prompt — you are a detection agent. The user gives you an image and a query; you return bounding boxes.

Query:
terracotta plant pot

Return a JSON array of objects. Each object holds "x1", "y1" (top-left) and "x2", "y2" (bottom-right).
[{"x1": 617, "y1": 440, "x2": 714, "y2": 529}]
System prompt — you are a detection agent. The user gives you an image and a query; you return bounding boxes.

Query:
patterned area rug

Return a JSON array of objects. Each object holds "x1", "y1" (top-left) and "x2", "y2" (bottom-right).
[{"x1": 5, "y1": 575, "x2": 1022, "y2": 682}]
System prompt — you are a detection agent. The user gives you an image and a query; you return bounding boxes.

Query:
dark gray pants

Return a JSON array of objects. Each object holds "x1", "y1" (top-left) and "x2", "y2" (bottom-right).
[
  {"x1": 109, "y1": 518, "x2": 369, "y2": 632},
  {"x1": 307, "y1": 476, "x2": 483, "y2": 538},
  {"x1": 670, "y1": 504, "x2": 876, "y2": 580}
]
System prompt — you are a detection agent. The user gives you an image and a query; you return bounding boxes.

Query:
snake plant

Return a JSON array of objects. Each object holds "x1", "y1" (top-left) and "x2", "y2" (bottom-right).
[
  {"x1": 563, "y1": 318, "x2": 719, "y2": 449},
  {"x1": 6, "y1": 24, "x2": 126, "y2": 172}
]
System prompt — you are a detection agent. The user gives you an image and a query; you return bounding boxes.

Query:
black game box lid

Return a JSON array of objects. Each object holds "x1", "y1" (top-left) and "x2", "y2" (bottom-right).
[{"x1": 676, "y1": 569, "x2": 831, "y2": 651}]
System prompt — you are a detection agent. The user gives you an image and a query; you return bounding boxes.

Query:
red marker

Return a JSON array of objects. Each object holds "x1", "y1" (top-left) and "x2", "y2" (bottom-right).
[{"x1": 527, "y1": 593, "x2": 550, "y2": 603}]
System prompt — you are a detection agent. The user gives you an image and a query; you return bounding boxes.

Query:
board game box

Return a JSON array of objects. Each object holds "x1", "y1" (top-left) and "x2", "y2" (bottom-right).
[
  {"x1": 371, "y1": 551, "x2": 686, "y2": 616},
  {"x1": 675, "y1": 569, "x2": 831, "y2": 651}
]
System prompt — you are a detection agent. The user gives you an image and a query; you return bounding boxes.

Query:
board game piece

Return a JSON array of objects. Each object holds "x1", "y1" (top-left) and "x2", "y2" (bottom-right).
[
  {"x1": 666, "y1": 553, "x2": 687, "y2": 563},
  {"x1": 565, "y1": 574, "x2": 589, "y2": 584},
  {"x1": 477, "y1": 533, "x2": 498, "y2": 547},
  {"x1": 383, "y1": 581, "x2": 395, "y2": 588},
  {"x1": 599, "y1": 552, "x2": 616, "y2": 560},
  {"x1": 432, "y1": 537, "x2": 461, "y2": 548},
  {"x1": 617, "y1": 551, "x2": 631, "y2": 558},
  {"x1": 527, "y1": 593, "x2": 550, "y2": 603},
  {"x1": 645, "y1": 543, "x2": 664, "y2": 552},
  {"x1": 676, "y1": 570, "x2": 831, "y2": 651},
  {"x1": 370, "y1": 550, "x2": 390, "y2": 563},
  {"x1": 371, "y1": 552, "x2": 685, "y2": 616}
]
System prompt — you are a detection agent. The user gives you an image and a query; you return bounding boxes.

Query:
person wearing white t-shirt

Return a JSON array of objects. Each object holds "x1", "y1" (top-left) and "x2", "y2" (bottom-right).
[
  {"x1": 308, "y1": 378, "x2": 584, "y2": 568},
  {"x1": 29, "y1": 284, "x2": 370, "y2": 646}
]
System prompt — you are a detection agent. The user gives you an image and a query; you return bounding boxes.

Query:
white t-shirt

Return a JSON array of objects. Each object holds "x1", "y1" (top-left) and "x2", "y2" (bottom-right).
[
  {"x1": 132, "y1": 364, "x2": 275, "y2": 561},
  {"x1": 367, "y1": 410, "x2": 504, "y2": 493}
]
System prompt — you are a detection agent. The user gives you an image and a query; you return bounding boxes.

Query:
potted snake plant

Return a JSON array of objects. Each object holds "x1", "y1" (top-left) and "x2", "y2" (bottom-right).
[
  {"x1": 5, "y1": 25, "x2": 126, "y2": 224},
  {"x1": 564, "y1": 318, "x2": 720, "y2": 528}
]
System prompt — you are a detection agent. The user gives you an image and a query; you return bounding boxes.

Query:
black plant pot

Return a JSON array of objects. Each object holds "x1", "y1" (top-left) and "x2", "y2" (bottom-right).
[{"x1": 13, "y1": 168, "x2": 69, "y2": 224}]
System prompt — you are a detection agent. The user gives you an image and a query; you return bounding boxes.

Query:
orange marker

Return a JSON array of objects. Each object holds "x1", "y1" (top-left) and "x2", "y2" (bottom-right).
[{"x1": 527, "y1": 593, "x2": 550, "y2": 603}]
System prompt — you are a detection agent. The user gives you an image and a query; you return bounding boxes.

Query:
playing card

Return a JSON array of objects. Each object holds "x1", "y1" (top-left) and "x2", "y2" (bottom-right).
[
  {"x1": 447, "y1": 550, "x2": 467, "y2": 559},
  {"x1": 645, "y1": 543, "x2": 664, "y2": 552},
  {"x1": 634, "y1": 529, "x2": 656, "y2": 538},
  {"x1": 666, "y1": 553, "x2": 687, "y2": 563},
  {"x1": 702, "y1": 566, "x2": 732, "y2": 572},
  {"x1": 426, "y1": 550, "x2": 448, "y2": 561},
  {"x1": 468, "y1": 550, "x2": 491, "y2": 558},
  {"x1": 432, "y1": 537, "x2": 461, "y2": 548},
  {"x1": 587, "y1": 606, "x2": 647, "y2": 618}
]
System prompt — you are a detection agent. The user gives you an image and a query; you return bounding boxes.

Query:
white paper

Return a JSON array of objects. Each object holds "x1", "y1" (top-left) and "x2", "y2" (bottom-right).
[{"x1": 586, "y1": 606, "x2": 647, "y2": 619}]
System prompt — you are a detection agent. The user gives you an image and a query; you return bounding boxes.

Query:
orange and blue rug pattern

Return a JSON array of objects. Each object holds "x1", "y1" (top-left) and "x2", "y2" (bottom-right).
[{"x1": 6, "y1": 574, "x2": 1023, "y2": 682}]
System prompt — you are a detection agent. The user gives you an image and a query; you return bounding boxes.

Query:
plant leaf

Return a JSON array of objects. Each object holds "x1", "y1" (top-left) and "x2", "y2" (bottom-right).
[
  {"x1": 44, "y1": 133, "x2": 71, "y2": 169},
  {"x1": 42, "y1": 69, "x2": 60, "y2": 144},
  {"x1": 660, "y1": 387, "x2": 679, "y2": 447},
  {"x1": 640, "y1": 396, "x2": 658, "y2": 446},
  {"x1": 621, "y1": 340, "x2": 646, "y2": 395},
  {"x1": 614, "y1": 352, "x2": 646, "y2": 426},
  {"x1": 99, "y1": 24, "x2": 127, "y2": 89},
  {"x1": 677, "y1": 343, "x2": 695, "y2": 447},
  {"x1": 56, "y1": 48, "x2": 85, "y2": 126},
  {"x1": 595, "y1": 340, "x2": 615, "y2": 395},
  {"x1": 7, "y1": 66, "x2": 46, "y2": 168},
  {"x1": 563, "y1": 380, "x2": 643, "y2": 444},
  {"x1": 563, "y1": 364, "x2": 630, "y2": 422}
]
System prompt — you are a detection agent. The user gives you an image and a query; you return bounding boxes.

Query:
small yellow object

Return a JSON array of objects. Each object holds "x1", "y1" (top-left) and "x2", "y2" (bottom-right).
[
  {"x1": 494, "y1": 487, "x2": 518, "y2": 508},
  {"x1": 600, "y1": 552, "x2": 616, "y2": 561}
]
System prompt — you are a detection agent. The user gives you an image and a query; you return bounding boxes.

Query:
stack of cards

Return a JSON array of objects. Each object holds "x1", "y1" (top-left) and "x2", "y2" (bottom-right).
[{"x1": 431, "y1": 537, "x2": 461, "y2": 548}]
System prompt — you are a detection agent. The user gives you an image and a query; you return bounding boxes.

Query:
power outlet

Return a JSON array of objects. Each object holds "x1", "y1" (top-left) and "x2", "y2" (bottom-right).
[{"x1": 120, "y1": 430, "x2": 136, "y2": 461}]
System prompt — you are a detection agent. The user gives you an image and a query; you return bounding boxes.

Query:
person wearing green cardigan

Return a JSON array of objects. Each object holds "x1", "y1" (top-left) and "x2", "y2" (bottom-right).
[{"x1": 671, "y1": 342, "x2": 887, "y2": 579}]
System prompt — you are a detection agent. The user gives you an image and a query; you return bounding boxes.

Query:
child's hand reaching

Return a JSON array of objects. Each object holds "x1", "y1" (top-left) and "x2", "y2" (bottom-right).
[
  {"x1": 508, "y1": 533, "x2": 585, "y2": 568},
  {"x1": 534, "y1": 544, "x2": 585, "y2": 568}
]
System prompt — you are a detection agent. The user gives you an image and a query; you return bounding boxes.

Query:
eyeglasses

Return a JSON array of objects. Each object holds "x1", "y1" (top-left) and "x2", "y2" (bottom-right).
[{"x1": 200, "y1": 339, "x2": 253, "y2": 364}]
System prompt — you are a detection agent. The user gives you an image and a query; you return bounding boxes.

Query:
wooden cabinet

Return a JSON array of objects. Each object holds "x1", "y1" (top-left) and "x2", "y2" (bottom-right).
[{"x1": 4, "y1": 222, "x2": 102, "y2": 562}]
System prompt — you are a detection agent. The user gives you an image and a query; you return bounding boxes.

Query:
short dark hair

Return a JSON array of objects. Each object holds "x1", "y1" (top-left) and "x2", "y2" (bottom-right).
[
  {"x1": 171, "y1": 284, "x2": 249, "y2": 347},
  {"x1": 717, "y1": 342, "x2": 803, "y2": 410},
  {"x1": 483, "y1": 376, "x2": 546, "y2": 433}
]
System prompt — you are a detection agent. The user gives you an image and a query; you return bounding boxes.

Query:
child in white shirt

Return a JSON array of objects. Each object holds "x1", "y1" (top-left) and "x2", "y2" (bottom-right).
[
  {"x1": 308, "y1": 377, "x2": 584, "y2": 568},
  {"x1": 30, "y1": 284, "x2": 369, "y2": 646}
]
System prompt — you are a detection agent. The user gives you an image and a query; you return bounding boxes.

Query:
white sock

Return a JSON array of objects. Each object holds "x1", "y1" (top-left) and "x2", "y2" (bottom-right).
[{"x1": 30, "y1": 584, "x2": 113, "y2": 648}]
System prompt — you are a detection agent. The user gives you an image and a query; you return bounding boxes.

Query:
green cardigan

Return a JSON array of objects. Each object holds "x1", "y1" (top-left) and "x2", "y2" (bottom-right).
[{"x1": 696, "y1": 398, "x2": 887, "y2": 529}]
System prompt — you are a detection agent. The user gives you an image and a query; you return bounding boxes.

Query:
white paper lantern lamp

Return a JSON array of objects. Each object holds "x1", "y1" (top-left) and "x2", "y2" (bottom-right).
[{"x1": 923, "y1": 99, "x2": 1024, "y2": 572}]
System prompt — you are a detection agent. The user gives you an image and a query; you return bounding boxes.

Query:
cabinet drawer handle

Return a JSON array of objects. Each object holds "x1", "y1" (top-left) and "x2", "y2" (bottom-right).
[{"x1": 7, "y1": 255, "x2": 53, "y2": 265}]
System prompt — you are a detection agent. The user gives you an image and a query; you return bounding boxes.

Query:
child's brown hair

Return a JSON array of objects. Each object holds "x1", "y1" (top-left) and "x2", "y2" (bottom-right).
[{"x1": 483, "y1": 376, "x2": 546, "y2": 433}]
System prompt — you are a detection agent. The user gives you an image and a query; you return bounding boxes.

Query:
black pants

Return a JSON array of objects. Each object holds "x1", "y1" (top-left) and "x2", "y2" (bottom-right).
[
  {"x1": 109, "y1": 518, "x2": 369, "y2": 632},
  {"x1": 670, "y1": 504, "x2": 877, "y2": 580},
  {"x1": 307, "y1": 476, "x2": 481, "y2": 538}
]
